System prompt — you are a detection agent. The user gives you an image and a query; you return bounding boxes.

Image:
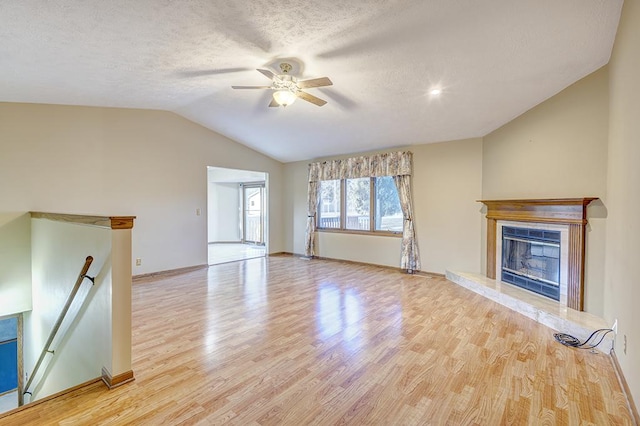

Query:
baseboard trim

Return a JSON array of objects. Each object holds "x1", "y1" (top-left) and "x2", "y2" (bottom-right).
[
  {"x1": 133, "y1": 264, "x2": 208, "y2": 282},
  {"x1": 0, "y1": 377, "x2": 103, "y2": 419},
  {"x1": 132, "y1": 254, "x2": 441, "y2": 281},
  {"x1": 313, "y1": 254, "x2": 395, "y2": 270},
  {"x1": 101, "y1": 368, "x2": 135, "y2": 390},
  {"x1": 267, "y1": 252, "x2": 293, "y2": 257},
  {"x1": 276, "y1": 252, "x2": 441, "y2": 277},
  {"x1": 610, "y1": 349, "x2": 640, "y2": 425},
  {"x1": 415, "y1": 271, "x2": 445, "y2": 278}
]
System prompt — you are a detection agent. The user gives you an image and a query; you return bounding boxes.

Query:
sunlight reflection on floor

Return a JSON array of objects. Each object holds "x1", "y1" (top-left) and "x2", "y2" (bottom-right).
[{"x1": 208, "y1": 243, "x2": 266, "y2": 265}]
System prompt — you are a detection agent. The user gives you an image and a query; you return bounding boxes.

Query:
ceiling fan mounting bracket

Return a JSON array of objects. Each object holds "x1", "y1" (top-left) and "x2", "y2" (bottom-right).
[{"x1": 279, "y1": 63, "x2": 292, "y2": 74}]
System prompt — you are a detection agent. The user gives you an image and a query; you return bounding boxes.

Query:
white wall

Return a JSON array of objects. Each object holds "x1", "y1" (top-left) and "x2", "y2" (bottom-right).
[
  {"x1": 207, "y1": 183, "x2": 240, "y2": 243},
  {"x1": 0, "y1": 103, "x2": 285, "y2": 275},
  {"x1": 284, "y1": 139, "x2": 484, "y2": 274},
  {"x1": 0, "y1": 213, "x2": 32, "y2": 316},
  {"x1": 25, "y1": 218, "x2": 112, "y2": 401},
  {"x1": 482, "y1": 67, "x2": 609, "y2": 316},
  {"x1": 606, "y1": 0, "x2": 640, "y2": 409}
]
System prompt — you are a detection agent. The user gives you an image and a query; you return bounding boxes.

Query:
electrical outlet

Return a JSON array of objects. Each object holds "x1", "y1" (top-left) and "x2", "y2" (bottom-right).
[
  {"x1": 196, "y1": 208, "x2": 201, "y2": 216},
  {"x1": 612, "y1": 319, "x2": 618, "y2": 334},
  {"x1": 623, "y1": 335, "x2": 627, "y2": 355},
  {"x1": 135, "y1": 258, "x2": 142, "y2": 266}
]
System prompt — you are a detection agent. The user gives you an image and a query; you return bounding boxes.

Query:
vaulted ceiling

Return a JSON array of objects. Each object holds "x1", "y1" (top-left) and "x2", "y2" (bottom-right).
[{"x1": 0, "y1": 1, "x2": 623, "y2": 162}]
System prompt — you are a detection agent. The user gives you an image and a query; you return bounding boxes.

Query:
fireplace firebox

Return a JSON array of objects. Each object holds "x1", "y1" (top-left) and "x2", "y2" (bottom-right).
[{"x1": 501, "y1": 226, "x2": 561, "y2": 300}]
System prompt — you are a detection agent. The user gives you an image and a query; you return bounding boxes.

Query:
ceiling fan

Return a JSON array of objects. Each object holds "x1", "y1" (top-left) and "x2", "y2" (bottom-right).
[{"x1": 232, "y1": 62, "x2": 333, "y2": 108}]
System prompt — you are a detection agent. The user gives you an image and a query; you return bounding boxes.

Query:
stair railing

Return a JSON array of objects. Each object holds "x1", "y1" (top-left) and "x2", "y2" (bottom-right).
[{"x1": 21, "y1": 256, "x2": 95, "y2": 404}]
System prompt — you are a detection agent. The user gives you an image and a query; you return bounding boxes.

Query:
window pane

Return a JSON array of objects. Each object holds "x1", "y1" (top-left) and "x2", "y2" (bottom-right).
[
  {"x1": 346, "y1": 178, "x2": 370, "y2": 230},
  {"x1": 318, "y1": 180, "x2": 341, "y2": 228},
  {"x1": 374, "y1": 176, "x2": 403, "y2": 232}
]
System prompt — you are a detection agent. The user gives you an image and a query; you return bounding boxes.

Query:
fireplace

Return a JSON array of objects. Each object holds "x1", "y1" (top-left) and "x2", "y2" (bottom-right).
[
  {"x1": 501, "y1": 226, "x2": 561, "y2": 300},
  {"x1": 479, "y1": 198, "x2": 597, "y2": 311}
]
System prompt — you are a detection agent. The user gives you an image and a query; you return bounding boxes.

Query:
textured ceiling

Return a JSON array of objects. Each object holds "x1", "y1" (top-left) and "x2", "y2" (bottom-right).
[{"x1": 0, "y1": 1, "x2": 623, "y2": 163}]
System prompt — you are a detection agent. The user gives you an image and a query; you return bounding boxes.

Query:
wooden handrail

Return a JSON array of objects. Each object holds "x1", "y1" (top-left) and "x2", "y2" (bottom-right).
[
  {"x1": 30, "y1": 212, "x2": 135, "y2": 230},
  {"x1": 22, "y1": 256, "x2": 95, "y2": 403}
]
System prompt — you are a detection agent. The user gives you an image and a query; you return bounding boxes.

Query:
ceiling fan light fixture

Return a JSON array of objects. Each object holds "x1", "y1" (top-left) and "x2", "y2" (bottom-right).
[{"x1": 273, "y1": 89, "x2": 297, "y2": 107}]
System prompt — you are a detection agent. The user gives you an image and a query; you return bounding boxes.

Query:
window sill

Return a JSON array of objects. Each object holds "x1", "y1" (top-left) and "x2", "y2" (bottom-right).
[{"x1": 317, "y1": 228, "x2": 402, "y2": 238}]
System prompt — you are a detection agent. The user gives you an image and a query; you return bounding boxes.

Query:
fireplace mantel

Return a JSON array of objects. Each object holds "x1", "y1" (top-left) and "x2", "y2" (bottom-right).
[{"x1": 479, "y1": 198, "x2": 598, "y2": 311}]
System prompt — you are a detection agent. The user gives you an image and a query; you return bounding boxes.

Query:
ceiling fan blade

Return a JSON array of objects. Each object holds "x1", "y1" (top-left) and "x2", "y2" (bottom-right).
[
  {"x1": 268, "y1": 98, "x2": 279, "y2": 107},
  {"x1": 231, "y1": 86, "x2": 272, "y2": 89},
  {"x1": 257, "y1": 69, "x2": 277, "y2": 80},
  {"x1": 297, "y1": 77, "x2": 333, "y2": 89},
  {"x1": 296, "y1": 91, "x2": 327, "y2": 106}
]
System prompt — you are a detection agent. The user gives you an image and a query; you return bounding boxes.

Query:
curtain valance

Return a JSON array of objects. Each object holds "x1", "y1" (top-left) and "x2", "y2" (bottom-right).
[{"x1": 308, "y1": 151, "x2": 412, "y2": 182}]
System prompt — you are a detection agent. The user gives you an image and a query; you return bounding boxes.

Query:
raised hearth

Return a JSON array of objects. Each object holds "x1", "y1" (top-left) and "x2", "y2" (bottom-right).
[{"x1": 445, "y1": 271, "x2": 612, "y2": 353}]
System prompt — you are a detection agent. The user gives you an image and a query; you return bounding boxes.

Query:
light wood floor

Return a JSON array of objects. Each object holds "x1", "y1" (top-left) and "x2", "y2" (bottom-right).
[
  {"x1": 2, "y1": 256, "x2": 633, "y2": 425},
  {"x1": 208, "y1": 243, "x2": 266, "y2": 265}
]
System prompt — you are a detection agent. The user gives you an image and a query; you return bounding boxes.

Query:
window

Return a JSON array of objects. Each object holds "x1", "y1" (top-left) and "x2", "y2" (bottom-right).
[
  {"x1": 346, "y1": 178, "x2": 370, "y2": 230},
  {"x1": 317, "y1": 177, "x2": 402, "y2": 234},
  {"x1": 374, "y1": 176, "x2": 403, "y2": 232},
  {"x1": 318, "y1": 180, "x2": 341, "y2": 229}
]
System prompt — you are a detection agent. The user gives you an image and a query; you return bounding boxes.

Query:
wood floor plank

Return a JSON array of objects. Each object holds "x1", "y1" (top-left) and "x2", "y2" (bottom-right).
[{"x1": 0, "y1": 256, "x2": 633, "y2": 425}]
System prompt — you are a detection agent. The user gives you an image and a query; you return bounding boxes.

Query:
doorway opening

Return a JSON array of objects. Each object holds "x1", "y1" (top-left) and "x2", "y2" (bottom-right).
[{"x1": 207, "y1": 167, "x2": 268, "y2": 265}]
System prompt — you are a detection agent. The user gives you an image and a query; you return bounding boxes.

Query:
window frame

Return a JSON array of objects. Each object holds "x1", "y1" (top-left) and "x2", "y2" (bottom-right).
[{"x1": 316, "y1": 177, "x2": 402, "y2": 237}]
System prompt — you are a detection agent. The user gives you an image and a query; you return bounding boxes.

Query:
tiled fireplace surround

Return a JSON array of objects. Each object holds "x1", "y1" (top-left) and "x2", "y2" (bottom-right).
[{"x1": 446, "y1": 198, "x2": 613, "y2": 352}]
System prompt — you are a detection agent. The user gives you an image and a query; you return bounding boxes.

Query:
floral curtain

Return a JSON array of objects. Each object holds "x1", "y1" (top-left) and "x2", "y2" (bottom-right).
[
  {"x1": 393, "y1": 174, "x2": 421, "y2": 272},
  {"x1": 305, "y1": 151, "x2": 421, "y2": 272},
  {"x1": 308, "y1": 151, "x2": 412, "y2": 181},
  {"x1": 304, "y1": 180, "x2": 319, "y2": 257}
]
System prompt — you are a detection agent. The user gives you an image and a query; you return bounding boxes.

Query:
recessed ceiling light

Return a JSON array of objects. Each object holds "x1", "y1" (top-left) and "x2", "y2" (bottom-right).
[{"x1": 430, "y1": 88, "x2": 442, "y2": 96}]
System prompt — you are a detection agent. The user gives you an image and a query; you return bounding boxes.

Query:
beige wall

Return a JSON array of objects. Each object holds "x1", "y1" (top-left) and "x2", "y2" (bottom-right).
[
  {"x1": 482, "y1": 67, "x2": 609, "y2": 316},
  {"x1": 283, "y1": 139, "x2": 484, "y2": 274},
  {"x1": 412, "y1": 139, "x2": 483, "y2": 274},
  {"x1": 317, "y1": 233, "x2": 401, "y2": 268},
  {"x1": 0, "y1": 103, "x2": 284, "y2": 275},
  {"x1": 0, "y1": 213, "x2": 32, "y2": 316},
  {"x1": 482, "y1": 66, "x2": 609, "y2": 199},
  {"x1": 283, "y1": 161, "x2": 309, "y2": 257},
  {"x1": 606, "y1": 0, "x2": 640, "y2": 409}
]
